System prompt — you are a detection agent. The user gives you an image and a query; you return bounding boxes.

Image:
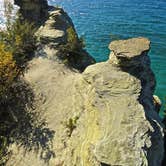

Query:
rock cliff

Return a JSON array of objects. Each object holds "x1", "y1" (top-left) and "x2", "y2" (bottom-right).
[
  {"x1": 35, "y1": 8, "x2": 95, "y2": 71},
  {"x1": 6, "y1": 1, "x2": 164, "y2": 166}
]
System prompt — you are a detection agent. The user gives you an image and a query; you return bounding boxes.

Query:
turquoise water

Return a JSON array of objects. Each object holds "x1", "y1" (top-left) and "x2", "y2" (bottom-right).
[{"x1": 49, "y1": 0, "x2": 166, "y2": 113}]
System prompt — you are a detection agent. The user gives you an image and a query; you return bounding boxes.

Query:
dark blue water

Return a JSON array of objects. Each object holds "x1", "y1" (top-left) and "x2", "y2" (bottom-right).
[{"x1": 49, "y1": 0, "x2": 166, "y2": 113}]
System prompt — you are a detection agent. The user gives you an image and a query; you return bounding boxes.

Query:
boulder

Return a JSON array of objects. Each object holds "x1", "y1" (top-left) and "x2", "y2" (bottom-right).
[{"x1": 153, "y1": 95, "x2": 162, "y2": 113}]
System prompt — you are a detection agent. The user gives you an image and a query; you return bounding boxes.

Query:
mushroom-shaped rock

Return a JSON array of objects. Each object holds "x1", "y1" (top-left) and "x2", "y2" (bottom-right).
[{"x1": 109, "y1": 37, "x2": 151, "y2": 67}]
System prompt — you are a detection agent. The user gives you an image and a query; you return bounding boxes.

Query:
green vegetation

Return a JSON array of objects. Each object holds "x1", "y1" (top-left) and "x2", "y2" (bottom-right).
[
  {"x1": 0, "y1": 2, "x2": 36, "y2": 97},
  {"x1": 64, "y1": 116, "x2": 79, "y2": 137},
  {"x1": 59, "y1": 26, "x2": 85, "y2": 64},
  {"x1": 0, "y1": 43, "x2": 18, "y2": 96},
  {"x1": 0, "y1": 2, "x2": 37, "y2": 164},
  {"x1": 0, "y1": 17, "x2": 36, "y2": 69},
  {"x1": 0, "y1": 136, "x2": 8, "y2": 165},
  {"x1": 65, "y1": 26, "x2": 85, "y2": 52}
]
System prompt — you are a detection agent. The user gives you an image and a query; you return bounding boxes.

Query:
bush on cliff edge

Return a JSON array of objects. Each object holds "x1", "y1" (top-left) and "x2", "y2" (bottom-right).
[
  {"x1": 0, "y1": 2, "x2": 36, "y2": 164},
  {"x1": 0, "y1": 17, "x2": 36, "y2": 69},
  {"x1": 59, "y1": 26, "x2": 86, "y2": 66},
  {"x1": 0, "y1": 43, "x2": 18, "y2": 96}
]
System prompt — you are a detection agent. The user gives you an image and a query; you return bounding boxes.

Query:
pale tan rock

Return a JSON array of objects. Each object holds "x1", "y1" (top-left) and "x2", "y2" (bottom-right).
[
  {"x1": 109, "y1": 37, "x2": 151, "y2": 68},
  {"x1": 109, "y1": 37, "x2": 150, "y2": 59},
  {"x1": 6, "y1": 37, "x2": 164, "y2": 166},
  {"x1": 153, "y1": 95, "x2": 162, "y2": 113},
  {"x1": 6, "y1": 2, "x2": 164, "y2": 165}
]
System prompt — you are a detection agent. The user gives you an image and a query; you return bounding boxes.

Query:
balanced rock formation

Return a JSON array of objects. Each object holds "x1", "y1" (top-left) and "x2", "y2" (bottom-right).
[
  {"x1": 61, "y1": 38, "x2": 164, "y2": 166},
  {"x1": 6, "y1": 37, "x2": 164, "y2": 166}
]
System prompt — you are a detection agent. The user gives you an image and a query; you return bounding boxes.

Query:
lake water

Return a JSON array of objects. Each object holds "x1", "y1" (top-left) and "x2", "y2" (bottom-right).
[
  {"x1": 48, "y1": 0, "x2": 166, "y2": 114},
  {"x1": 0, "y1": 0, "x2": 165, "y2": 114}
]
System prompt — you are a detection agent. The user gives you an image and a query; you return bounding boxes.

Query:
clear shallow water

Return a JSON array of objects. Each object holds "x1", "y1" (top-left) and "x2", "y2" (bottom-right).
[{"x1": 49, "y1": 0, "x2": 166, "y2": 114}]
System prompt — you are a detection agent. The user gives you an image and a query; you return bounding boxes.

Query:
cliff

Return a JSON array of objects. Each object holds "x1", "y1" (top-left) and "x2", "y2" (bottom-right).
[{"x1": 5, "y1": 1, "x2": 164, "y2": 166}]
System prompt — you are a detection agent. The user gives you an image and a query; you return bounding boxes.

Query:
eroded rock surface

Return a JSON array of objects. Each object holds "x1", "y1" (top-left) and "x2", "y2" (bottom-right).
[{"x1": 6, "y1": 37, "x2": 164, "y2": 166}]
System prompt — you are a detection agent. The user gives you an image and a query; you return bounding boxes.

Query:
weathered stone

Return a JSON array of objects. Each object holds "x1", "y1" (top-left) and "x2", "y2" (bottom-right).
[
  {"x1": 153, "y1": 95, "x2": 162, "y2": 113},
  {"x1": 6, "y1": 37, "x2": 164, "y2": 166},
  {"x1": 109, "y1": 37, "x2": 150, "y2": 58},
  {"x1": 36, "y1": 8, "x2": 73, "y2": 45},
  {"x1": 4, "y1": 2, "x2": 164, "y2": 165},
  {"x1": 109, "y1": 37, "x2": 151, "y2": 67}
]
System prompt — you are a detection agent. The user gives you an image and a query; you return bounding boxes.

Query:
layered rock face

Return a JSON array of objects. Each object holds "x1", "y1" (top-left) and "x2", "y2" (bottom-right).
[
  {"x1": 6, "y1": 37, "x2": 164, "y2": 166},
  {"x1": 60, "y1": 38, "x2": 164, "y2": 166},
  {"x1": 14, "y1": 0, "x2": 48, "y2": 23}
]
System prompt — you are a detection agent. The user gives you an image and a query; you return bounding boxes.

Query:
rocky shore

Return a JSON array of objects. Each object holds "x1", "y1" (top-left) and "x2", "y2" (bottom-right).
[{"x1": 4, "y1": 0, "x2": 165, "y2": 165}]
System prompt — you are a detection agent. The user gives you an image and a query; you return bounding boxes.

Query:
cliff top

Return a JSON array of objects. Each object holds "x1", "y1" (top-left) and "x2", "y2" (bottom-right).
[{"x1": 109, "y1": 37, "x2": 150, "y2": 59}]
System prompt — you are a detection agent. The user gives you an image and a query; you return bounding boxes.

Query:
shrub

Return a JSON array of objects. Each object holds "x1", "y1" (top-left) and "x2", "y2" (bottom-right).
[
  {"x1": 0, "y1": 17, "x2": 36, "y2": 69},
  {"x1": 0, "y1": 43, "x2": 18, "y2": 97},
  {"x1": 60, "y1": 26, "x2": 85, "y2": 58},
  {"x1": 0, "y1": 43, "x2": 18, "y2": 165},
  {"x1": 64, "y1": 116, "x2": 79, "y2": 137},
  {"x1": 0, "y1": 136, "x2": 8, "y2": 165},
  {"x1": 66, "y1": 26, "x2": 85, "y2": 52},
  {"x1": 0, "y1": 0, "x2": 36, "y2": 69},
  {"x1": 59, "y1": 26, "x2": 86, "y2": 69},
  {"x1": 0, "y1": 2, "x2": 37, "y2": 163}
]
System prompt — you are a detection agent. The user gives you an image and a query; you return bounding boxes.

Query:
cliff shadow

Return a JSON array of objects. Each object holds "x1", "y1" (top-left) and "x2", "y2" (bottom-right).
[{"x1": 0, "y1": 79, "x2": 55, "y2": 163}]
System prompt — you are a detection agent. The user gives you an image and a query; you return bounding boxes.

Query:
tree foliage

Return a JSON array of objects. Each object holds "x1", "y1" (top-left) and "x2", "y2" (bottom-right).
[
  {"x1": 0, "y1": 43, "x2": 18, "y2": 96},
  {"x1": 0, "y1": 17, "x2": 36, "y2": 68},
  {"x1": 0, "y1": 2, "x2": 37, "y2": 164},
  {"x1": 64, "y1": 26, "x2": 85, "y2": 53}
]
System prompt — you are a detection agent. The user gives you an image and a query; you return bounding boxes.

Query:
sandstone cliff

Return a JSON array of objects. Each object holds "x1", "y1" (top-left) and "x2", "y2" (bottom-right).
[{"x1": 6, "y1": 1, "x2": 164, "y2": 166}]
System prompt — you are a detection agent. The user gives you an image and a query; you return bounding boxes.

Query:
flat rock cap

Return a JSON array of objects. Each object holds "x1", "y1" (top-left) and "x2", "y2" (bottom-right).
[{"x1": 109, "y1": 37, "x2": 150, "y2": 58}]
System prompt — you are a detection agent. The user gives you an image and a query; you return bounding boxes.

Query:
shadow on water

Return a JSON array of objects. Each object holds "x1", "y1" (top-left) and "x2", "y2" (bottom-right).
[{"x1": 0, "y1": 79, "x2": 55, "y2": 164}]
